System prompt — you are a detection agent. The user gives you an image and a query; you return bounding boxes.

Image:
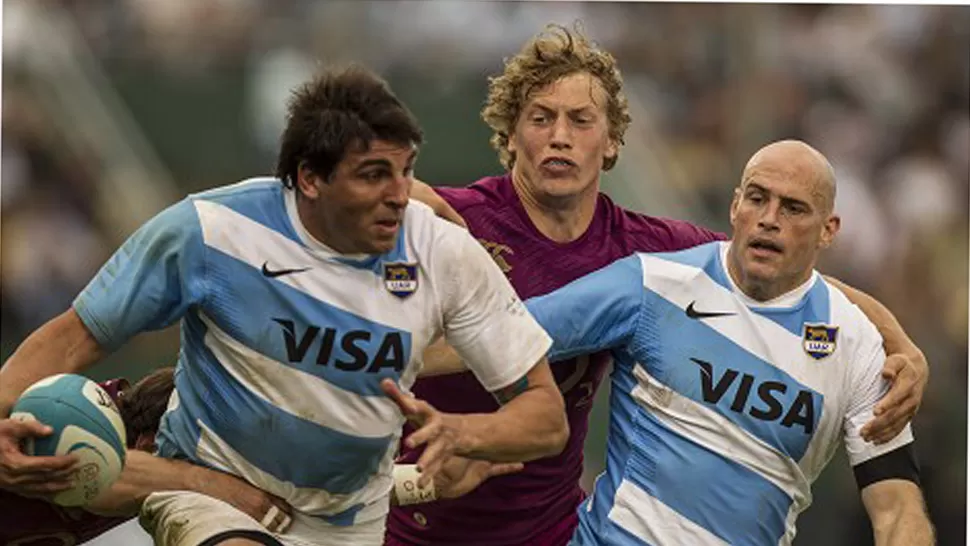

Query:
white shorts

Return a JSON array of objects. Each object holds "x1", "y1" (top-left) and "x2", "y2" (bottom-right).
[{"x1": 140, "y1": 491, "x2": 387, "y2": 546}]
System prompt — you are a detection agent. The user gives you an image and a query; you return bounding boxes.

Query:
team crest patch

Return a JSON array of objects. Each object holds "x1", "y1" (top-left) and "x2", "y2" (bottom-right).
[
  {"x1": 384, "y1": 263, "x2": 418, "y2": 299},
  {"x1": 803, "y1": 324, "x2": 839, "y2": 360}
]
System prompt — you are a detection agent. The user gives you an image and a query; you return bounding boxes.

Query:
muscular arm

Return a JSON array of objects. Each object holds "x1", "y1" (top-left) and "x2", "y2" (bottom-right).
[
  {"x1": 862, "y1": 479, "x2": 935, "y2": 546},
  {"x1": 457, "y1": 358, "x2": 566, "y2": 461},
  {"x1": 87, "y1": 451, "x2": 292, "y2": 531},
  {"x1": 0, "y1": 310, "x2": 104, "y2": 416}
]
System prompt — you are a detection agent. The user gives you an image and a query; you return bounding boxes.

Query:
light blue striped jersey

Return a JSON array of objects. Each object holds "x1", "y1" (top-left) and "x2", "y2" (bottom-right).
[
  {"x1": 525, "y1": 241, "x2": 913, "y2": 546},
  {"x1": 73, "y1": 178, "x2": 551, "y2": 526}
]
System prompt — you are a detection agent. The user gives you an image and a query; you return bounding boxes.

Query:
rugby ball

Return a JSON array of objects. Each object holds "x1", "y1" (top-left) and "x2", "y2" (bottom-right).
[{"x1": 10, "y1": 374, "x2": 127, "y2": 506}]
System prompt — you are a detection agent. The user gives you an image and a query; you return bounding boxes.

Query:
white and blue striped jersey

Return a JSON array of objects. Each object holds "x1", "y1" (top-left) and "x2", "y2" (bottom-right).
[
  {"x1": 73, "y1": 178, "x2": 551, "y2": 526},
  {"x1": 525, "y1": 241, "x2": 913, "y2": 546}
]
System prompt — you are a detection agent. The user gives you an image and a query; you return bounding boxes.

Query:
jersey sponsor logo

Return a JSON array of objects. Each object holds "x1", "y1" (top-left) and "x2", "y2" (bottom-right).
[
  {"x1": 383, "y1": 263, "x2": 418, "y2": 299},
  {"x1": 261, "y1": 262, "x2": 311, "y2": 278},
  {"x1": 477, "y1": 239, "x2": 513, "y2": 274},
  {"x1": 685, "y1": 301, "x2": 736, "y2": 320},
  {"x1": 273, "y1": 319, "x2": 406, "y2": 372},
  {"x1": 803, "y1": 324, "x2": 838, "y2": 360},
  {"x1": 691, "y1": 357, "x2": 816, "y2": 434}
]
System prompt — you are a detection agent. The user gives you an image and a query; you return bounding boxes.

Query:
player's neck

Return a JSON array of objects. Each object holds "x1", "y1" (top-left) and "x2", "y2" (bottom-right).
[
  {"x1": 725, "y1": 246, "x2": 814, "y2": 302},
  {"x1": 511, "y1": 173, "x2": 598, "y2": 244},
  {"x1": 294, "y1": 194, "x2": 361, "y2": 255}
]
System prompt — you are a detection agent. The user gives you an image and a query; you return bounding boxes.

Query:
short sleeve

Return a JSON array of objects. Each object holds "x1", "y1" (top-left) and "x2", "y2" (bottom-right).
[
  {"x1": 73, "y1": 198, "x2": 208, "y2": 352},
  {"x1": 843, "y1": 320, "x2": 914, "y2": 467},
  {"x1": 434, "y1": 221, "x2": 552, "y2": 392},
  {"x1": 526, "y1": 254, "x2": 644, "y2": 362}
]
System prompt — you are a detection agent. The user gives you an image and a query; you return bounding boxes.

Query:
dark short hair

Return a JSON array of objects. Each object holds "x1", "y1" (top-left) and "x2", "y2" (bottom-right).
[
  {"x1": 117, "y1": 367, "x2": 175, "y2": 448},
  {"x1": 275, "y1": 65, "x2": 424, "y2": 187}
]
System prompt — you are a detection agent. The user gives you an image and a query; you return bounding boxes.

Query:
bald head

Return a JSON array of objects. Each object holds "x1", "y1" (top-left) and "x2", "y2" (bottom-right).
[{"x1": 742, "y1": 140, "x2": 837, "y2": 214}]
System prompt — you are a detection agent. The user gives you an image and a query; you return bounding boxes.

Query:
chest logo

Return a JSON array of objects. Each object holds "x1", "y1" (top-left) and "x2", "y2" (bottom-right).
[
  {"x1": 803, "y1": 324, "x2": 839, "y2": 360},
  {"x1": 477, "y1": 239, "x2": 514, "y2": 274},
  {"x1": 384, "y1": 263, "x2": 419, "y2": 299}
]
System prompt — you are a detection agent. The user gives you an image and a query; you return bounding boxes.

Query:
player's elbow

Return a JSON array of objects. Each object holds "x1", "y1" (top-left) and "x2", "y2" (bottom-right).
[
  {"x1": 545, "y1": 415, "x2": 570, "y2": 458},
  {"x1": 532, "y1": 388, "x2": 569, "y2": 458}
]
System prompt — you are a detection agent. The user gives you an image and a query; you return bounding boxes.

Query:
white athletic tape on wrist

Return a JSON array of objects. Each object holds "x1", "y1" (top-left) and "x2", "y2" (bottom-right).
[
  {"x1": 393, "y1": 464, "x2": 437, "y2": 506},
  {"x1": 261, "y1": 505, "x2": 280, "y2": 529}
]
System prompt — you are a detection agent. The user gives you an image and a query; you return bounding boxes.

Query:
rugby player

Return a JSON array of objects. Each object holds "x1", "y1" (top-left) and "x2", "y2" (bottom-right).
[
  {"x1": 393, "y1": 24, "x2": 929, "y2": 546},
  {"x1": 0, "y1": 64, "x2": 568, "y2": 546}
]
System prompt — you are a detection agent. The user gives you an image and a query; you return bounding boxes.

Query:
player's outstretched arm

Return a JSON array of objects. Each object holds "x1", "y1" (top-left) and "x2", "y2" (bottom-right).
[
  {"x1": 861, "y1": 479, "x2": 935, "y2": 546},
  {"x1": 0, "y1": 310, "x2": 104, "y2": 496},
  {"x1": 86, "y1": 450, "x2": 293, "y2": 533},
  {"x1": 0, "y1": 310, "x2": 104, "y2": 417},
  {"x1": 383, "y1": 366, "x2": 566, "y2": 486},
  {"x1": 825, "y1": 276, "x2": 928, "y2": 444}
]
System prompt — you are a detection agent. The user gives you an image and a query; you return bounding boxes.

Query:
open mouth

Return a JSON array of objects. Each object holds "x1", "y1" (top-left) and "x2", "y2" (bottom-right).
[
  {"x1": 749, "y1": 238, "x2": 783, "y2": 254},
  {"x1": 540, "y1": 157, "x2": 577, "y2": 172},
  {"x1": 375, "y1": 219, "x2": 400, "y2": 232}
]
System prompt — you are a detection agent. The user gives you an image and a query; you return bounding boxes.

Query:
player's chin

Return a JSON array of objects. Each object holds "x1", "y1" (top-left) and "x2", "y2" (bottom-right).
[
  {"x1": 536, "y1": 176, "x2": 588, "y2": 198},
  {"x1": 366, "y1": 233, "x2": 398, "y2": 254},
  {"x1": 743, "y1": 261, "x2": 781, "y2": 283}
]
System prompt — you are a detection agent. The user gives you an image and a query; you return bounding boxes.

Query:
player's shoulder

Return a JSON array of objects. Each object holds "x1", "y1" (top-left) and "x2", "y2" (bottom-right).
[
  {"x1": 434, "y1": 174, "x2": 514, "y2": 214},
  {"x1": 819, "y1": 278, "x2": 884, "y2": 358},
  {"x1": 189, "y1": 176, "x2": 283, "y2": 207},
  {"x1": 403, "y1": 201, "x2": 491, "y2": 278},
  {"x1": 403, "y1": 200, "x2": 471, "y2": 248},
  {"x1": 599, "y1": 193, "x2": 727, "y2": 252},
  {"x1": 637, "y1": 240, "x2": 725, "y2": 279},
  {"x1": 145, "y1": 177, "x2": 283, "y2": 230}
]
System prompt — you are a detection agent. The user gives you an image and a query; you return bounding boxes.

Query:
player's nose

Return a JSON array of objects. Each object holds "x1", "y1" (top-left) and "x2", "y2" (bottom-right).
[
  {"x1": 550, "y1": 117, "x2": 573, "y2": 150},
  {"x1": 384, "y1": 174, "x2": 410, "y2": 209}
]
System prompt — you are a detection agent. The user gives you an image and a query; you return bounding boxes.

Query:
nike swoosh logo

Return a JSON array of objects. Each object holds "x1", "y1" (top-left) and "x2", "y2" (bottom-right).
[
  {"x1": 685, "y1": 301, "x2": 736, "y2": 320},
  {"x1": 261, "y1": 262, "x2": 311, "y2": 278}
]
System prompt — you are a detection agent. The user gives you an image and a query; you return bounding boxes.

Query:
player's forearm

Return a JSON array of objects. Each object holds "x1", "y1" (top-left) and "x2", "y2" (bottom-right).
[
  {"x1": 873, "y1": 506, "x2": 935, "y2": 546},
  {"x1": 458, "y1": 386, "x2": 568, "y2": 462},
  {"x1": 0, "y1": 310, "x2": 104, "y2": 416},
  {"x1": 85, "y1": 450, "x2": 193, "y2": 516}
]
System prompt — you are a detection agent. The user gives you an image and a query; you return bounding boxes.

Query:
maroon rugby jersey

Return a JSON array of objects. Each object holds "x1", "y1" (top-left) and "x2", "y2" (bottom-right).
[
  {"x1": 387, "y1": 175, "x2": 725, "y2": 545},
  {"x1": 0, "y1": 379, "x2": 129, "y2": 546}
]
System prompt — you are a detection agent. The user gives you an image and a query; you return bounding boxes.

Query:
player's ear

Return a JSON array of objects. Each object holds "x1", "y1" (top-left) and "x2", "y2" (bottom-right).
[
  {"x1": 729, "y1": 187, "x2": 742, "y2": 227},
  {"x1": 818, "y1": 214, "x2": 841, "y2": 249},
  {"x1": 604, "y1": 138, "x2": 619, "y2": 167},
  {"x1": 296, "y1": 162, "x2": 323, "y2": 200}
]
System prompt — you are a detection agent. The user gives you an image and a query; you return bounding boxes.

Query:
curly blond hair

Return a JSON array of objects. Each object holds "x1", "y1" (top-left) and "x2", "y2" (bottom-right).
[{"x1": 482, "y1": 23, "x2": 631, "y2": 171}]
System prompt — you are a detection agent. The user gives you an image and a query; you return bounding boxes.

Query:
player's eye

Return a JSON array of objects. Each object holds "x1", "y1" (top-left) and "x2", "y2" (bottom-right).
[
  {"x1": 361, "y1": 170, "x2": 387, "y2": 182},
  {"x1": 747, "y1": 192, "x2": 765, "y2": 204},
  {"x1": 530, "y1": 113, "x2": 550, "y2": 124}
]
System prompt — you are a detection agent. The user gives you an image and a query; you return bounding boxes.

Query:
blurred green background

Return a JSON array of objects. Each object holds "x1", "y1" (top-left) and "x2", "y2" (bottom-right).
[{"x1": 2, "y1": 2, "x2": 967, "y2": 544}]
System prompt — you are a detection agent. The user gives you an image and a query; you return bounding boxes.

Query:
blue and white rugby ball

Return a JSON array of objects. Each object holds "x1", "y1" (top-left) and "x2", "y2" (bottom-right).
[{"x1": 10, "y1": 374, "x2": 127, "y2": 506}]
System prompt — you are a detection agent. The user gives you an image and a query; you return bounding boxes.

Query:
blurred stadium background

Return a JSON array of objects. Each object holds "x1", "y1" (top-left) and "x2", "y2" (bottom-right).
[{"x1": 2, "y1": 1, "x2": 967, "y2": 544}]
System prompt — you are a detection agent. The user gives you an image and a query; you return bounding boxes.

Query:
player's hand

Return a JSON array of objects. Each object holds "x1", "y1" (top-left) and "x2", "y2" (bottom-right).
[
  {"x1": 435, "y1": 455, "x2": 523, "y2": 500},
  {"x1": 381, "y1": 379, "x2": 466, "y2": 488},
  {"x1": 409, "y1": 178, "x2": 467, "y2": 228},
  {"x1": 861, "y1": 352, "x2": 928, "y2": 444},
  {"x1": 0, "y1": 417, "x2": 78, "y2": 497}
]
